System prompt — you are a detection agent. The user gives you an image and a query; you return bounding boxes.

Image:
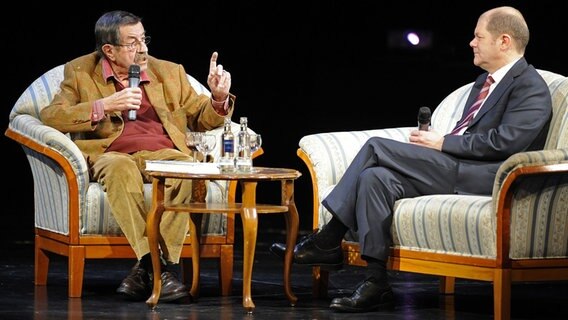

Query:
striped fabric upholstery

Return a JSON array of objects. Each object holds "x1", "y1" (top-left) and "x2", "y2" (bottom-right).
[
  {"x1": 499, "y1": 75, "x2": 568, "y2": 258},
  {"x1": 9, "y1": 65, "x2": 234, "y2": 237},
  {"x1": 299, "y1": 70, "x2": 568, "y2": 260}
]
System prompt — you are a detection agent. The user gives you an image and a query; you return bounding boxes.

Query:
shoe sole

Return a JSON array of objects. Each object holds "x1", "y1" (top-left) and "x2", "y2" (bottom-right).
[
  {"x1": 116, "y1": 289, "x2": 149, "y2": 301},
  {"x1": 329, "y1": 300, "x2": 394, "y2": 313},
  {"x1": 159, "y1": 291, "x2": 191, "y2": 303},
  {"x1": 118, "y1": 288, "x2": 190, "y2": 303},
  {"x1": 269, "y1": 247, "x2": 343, "y2": 270},
  {"x1": 296, "y1": 262, "x2": 343, "y2": 270}
]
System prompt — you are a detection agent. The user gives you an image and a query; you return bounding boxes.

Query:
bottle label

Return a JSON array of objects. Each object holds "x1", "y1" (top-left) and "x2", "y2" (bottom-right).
[{"x1": 223, "y1": 140, "x2": 234, "y2": 153}]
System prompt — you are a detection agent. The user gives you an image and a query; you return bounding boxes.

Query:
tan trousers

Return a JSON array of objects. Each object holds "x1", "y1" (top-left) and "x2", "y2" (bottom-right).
[{"x1": 90, "y1": 149, "x2": 202, "y2": 263}]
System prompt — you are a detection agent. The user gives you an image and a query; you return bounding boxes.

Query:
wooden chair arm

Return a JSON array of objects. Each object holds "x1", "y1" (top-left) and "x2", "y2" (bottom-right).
[{"x1": 495, "y1": 154, "x2": 568, "y2": 265}]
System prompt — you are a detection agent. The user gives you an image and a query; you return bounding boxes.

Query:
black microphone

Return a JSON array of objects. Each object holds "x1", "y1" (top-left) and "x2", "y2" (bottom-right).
[
  {"x1": 127, "y1": 64, "x2": 141, "y2": 121},
  {"x1": 417, "y1": 106, "x2": 431, "y2": 131}
]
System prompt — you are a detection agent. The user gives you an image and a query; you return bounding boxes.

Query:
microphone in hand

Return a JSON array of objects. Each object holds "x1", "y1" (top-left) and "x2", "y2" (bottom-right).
[
  {"x1": 417, "y1": 106, "x2": 431, "y2": 131},
  {"x1": 127, "y1": 64, "x2": 141, "y2": 121}
]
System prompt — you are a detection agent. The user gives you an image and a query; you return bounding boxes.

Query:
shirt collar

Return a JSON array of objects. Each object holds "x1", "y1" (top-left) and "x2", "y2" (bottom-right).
[{"x1": 490, "y1": 57, "x2": 521, "y2": 85}]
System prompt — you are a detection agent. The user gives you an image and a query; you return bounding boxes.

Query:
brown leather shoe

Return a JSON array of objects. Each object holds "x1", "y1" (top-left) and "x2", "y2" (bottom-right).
[
  {"x1": 116, "y1": 261, "x2": 151, "y2": 301},
  {"x1": 159, "y1": 271, "x2": 190, "y2": 302}
]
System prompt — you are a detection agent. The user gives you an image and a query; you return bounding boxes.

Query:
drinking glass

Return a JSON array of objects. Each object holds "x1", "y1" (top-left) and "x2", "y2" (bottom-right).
[
  {"x1": 185, "y1": 132, "x2": 203, "y2": 162},
  {"x1": 196, "y1": 134, "x2": 217, "y2": 163},
  {"x1": 249, "y1": 134, "x2": 262, "y2": 155},
  {"x1": 249, "y1": 134, "x2": 262, "y2": 169}
]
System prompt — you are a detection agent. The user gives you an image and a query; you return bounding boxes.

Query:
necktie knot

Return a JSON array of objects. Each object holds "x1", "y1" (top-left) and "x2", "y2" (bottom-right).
[{"x1": 485, "y1": 75, "x2": 495, "y2": 87}]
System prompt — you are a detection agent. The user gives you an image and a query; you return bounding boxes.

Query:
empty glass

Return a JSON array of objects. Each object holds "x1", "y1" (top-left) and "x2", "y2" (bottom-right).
[
  {"x1": 248, "y1": 134, "x2": 262, "y2": 170},
  {"x1": 196, "y1": 134, "x2": 217, "y2": 163},
  {"x1": 249, "y1": 134, "x2": 262, "y2": 156}
]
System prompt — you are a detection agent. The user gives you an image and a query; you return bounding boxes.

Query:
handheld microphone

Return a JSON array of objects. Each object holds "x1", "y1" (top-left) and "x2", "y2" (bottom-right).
[
  {"x1": 417, "y1": 106, "x2": 431, "y2": 131},
  {"x1": 127, "y1": 64, "x2": 141, "y2": 121}
]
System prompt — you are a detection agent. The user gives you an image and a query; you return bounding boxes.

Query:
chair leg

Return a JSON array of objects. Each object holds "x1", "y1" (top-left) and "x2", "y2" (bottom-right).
[
  {"x1": 440, "y1": 294, "x2": 456, "y2": 318},
  {"x1": 68, "y1": 246, "x2": 86, "y2": 298},
  {"x1": 312, "y1": 266, "x2": 329, "y2": 298},
  {"x1": 493, "y1": 269, "x2": 511, "y2": 320},
  {"x1": 439, "y1": 276, "x2": 455, "y2": 294},
  {"x1": 188, "y1": 217, "x2": 201, "y2": 299},
  {"x1": 219, "y1": 244, "x2": 233, "y2": 296},
  {"x1": 34, "y1": 237, "x2": 49, "y2": 286}
]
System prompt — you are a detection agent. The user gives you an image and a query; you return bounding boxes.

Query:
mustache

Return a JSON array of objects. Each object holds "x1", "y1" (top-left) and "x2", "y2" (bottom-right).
[{"x1": 134, "y1": 53, "x2": 148, "y2": 64}]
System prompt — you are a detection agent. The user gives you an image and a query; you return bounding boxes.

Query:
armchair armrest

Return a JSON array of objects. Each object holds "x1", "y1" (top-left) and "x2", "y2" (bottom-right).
[
  {"x1": 494, "y1": 148, "x2": 568, "y2": 200},
  {"x1": 6, "y1": 114, "x2": 88, "y2": 235},
  {"x1": 298, "y1": 127, "x2": 414, "y2": 229},
  {"x1": 8, "y1": 114, "x2": 90, "y2": 187},
  {"x1": 492, "y1": 148, "x2": 568, "y2": 260}
]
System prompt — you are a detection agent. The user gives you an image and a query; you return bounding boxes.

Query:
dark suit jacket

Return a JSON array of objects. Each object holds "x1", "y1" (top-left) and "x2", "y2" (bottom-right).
[
  {"x1": 443, "y1": 58, "x2": 552, "y2": 194},
  {"x1": 40, "y1": 52, "x2": 234, "y2": 161}
]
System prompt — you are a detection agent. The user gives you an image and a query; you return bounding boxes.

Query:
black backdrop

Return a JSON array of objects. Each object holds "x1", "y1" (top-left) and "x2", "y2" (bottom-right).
[{"x1": 2, "y1": 1, "x2": 566, "y2": 241}]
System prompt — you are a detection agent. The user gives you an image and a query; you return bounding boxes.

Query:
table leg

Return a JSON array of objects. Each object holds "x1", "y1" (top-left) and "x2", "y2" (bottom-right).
[
  {"x1": 281, "y1": 179, "x2": 299, "y2": 305},
  {"x1": 188, "y1": 213, "x2": 202, "y2": 299},
  {"x1": 146, "y1": 178, "x2": 166, "y2": 309},
  {"x1": 240, "y1": 181, "x2": 258, "y2": 313}
]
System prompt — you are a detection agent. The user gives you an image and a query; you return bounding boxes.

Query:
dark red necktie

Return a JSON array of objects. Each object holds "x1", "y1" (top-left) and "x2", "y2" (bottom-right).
[{"x1": 450, "y1": 75, "x2": 495, "y2": 135}]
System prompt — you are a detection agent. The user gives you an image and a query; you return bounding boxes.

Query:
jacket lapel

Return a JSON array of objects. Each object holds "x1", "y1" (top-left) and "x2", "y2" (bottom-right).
[
  {"x1": 467, "y1": 58, "x2": 528, "y2": 128},
  {"x1": 93, "y1": 61, "x2": 116, "y2": 101}
]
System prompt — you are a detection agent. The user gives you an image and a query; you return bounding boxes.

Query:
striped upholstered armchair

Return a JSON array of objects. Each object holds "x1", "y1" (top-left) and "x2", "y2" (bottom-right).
[
  {"x1": 297, "y1": 70, "x2": 568, "y2": 320},
  {"x1": 5, "y1": 65, "x2": 257, "y2": 298}
]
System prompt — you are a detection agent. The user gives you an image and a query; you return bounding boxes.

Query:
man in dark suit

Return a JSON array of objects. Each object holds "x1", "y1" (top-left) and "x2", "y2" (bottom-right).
[{"x1": 271, "y1": 6, "x2": 552, "y2": 313}]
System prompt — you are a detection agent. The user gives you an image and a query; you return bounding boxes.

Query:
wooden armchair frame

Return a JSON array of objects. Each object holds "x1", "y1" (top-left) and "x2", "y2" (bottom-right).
[
  {"x1": 296, "y1": 71, "x2": 568, "y2": 320},
  {"x1": 5, "y1": 64, "x2": 263, "y2": 298}
]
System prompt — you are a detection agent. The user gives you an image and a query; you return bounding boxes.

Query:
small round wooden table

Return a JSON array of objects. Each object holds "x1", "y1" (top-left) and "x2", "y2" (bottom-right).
[{"x1": 144, "y1": 166, "x2": 301, "y2": 313}]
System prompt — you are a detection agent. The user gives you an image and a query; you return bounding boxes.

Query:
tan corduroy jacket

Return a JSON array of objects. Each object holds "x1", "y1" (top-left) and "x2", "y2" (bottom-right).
[{"x1": 40, "y1": 52, "x2": 234, "y2": 163}]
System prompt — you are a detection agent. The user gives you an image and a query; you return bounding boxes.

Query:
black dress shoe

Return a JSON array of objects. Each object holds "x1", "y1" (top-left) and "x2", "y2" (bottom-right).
[
  {"x1": 159, "y1": 271, "x2": 190, "y2": 302},
  {"x1": 269, "y1": 242, "x2": 286, "y2": 259},
  {"x1": 270, "y1": 241, "x2": 344, "y2": 269},
  {"x1": 116, "y1": 261, "x2": 151, "y2": 301},
  {"x1": 292, "y1": 232, "x2": 343, "y2": 268},
  {"x1": 329, "y1": 278, "x2": 394, "y2": 313}
]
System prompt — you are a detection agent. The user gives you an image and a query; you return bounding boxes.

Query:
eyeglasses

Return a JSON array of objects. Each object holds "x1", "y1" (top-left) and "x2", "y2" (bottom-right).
[{"x1": 114, "y1": 36, "x2": 151, "y2": 52}]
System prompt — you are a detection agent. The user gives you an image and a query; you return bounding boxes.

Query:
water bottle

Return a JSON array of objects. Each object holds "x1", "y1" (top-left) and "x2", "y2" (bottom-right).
[
  {"x1": 219, "y1": 117, "x2": 235, "y2": 172},
  {"x1": 236, "y1": 117, "x2": 251, "y2": 171}
]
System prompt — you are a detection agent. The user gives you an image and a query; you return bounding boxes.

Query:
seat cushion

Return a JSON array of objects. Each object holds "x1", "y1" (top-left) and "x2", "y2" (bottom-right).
[
  {"x1": 82, "y1": 181, "x2": 229, "y2": 236},
  {"x1": 392, "y1": 194, "x2": 495, "y2": 258}
]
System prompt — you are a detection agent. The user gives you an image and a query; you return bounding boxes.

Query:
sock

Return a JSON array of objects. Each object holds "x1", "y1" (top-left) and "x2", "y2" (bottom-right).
[
  {"x1": 140, "y1": 253, "x2": 152, "y2": 271},
  {"x1": 314, "y1": 217, "x2": 348, "y2": 250},
  {"x1": 139, "y1": 253, "x2": 169, "y2": 273},
  {"x1": 364, "y1": 257, "x2": 388, "y2": 285}
]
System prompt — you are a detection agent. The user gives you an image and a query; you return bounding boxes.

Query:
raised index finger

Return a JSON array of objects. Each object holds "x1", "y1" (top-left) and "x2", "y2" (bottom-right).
[{"x1": 209, "y1": 52, "x2": 219, "y2": 74}]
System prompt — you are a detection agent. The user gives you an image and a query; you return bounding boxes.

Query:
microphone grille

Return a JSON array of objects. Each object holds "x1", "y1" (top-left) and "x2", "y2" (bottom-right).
[
  {"x1": 418, "y1": 106, "x2": 431, "y2": 121},
  {"x1": 128, "y1": 64, "x2": 140, "y2": 78}
]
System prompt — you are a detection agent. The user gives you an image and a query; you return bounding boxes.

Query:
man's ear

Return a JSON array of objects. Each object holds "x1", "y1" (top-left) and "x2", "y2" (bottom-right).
[
  {"x1": 102, "y1": 44, "x2": 116, "y2": 61},
  {"x1": 500, "y1": 34, "x2": 512, "y2": 49}
]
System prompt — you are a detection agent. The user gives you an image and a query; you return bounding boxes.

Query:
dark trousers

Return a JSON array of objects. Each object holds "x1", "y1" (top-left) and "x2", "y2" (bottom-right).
[{"x1": 321, "y1": 137, "x2": 461, "y2": 261}]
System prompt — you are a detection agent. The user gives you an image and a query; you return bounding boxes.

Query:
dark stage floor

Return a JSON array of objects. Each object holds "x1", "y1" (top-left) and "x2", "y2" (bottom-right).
[{"x1": 1, "y1": 228, "x2": 567, "y2": 320}]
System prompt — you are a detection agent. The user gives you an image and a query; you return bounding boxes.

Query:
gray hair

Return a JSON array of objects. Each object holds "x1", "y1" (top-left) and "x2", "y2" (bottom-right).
[{"x1": 94, "y1": 10, "x2": 142, "y2": 58}]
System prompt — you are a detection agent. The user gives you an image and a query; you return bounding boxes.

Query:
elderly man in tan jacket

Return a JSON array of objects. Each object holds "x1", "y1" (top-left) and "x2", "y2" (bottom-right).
[{"x1": 40, "y1": 10, "x2": 234, "y2": 303}]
